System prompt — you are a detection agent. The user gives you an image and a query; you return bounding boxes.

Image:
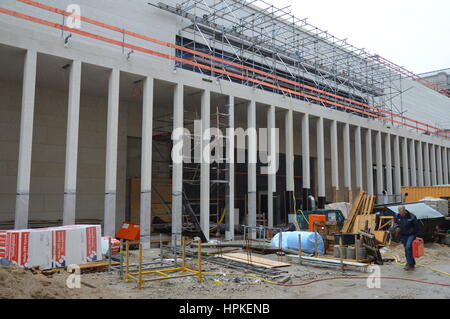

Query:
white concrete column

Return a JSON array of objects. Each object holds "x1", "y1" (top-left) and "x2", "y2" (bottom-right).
[
  {"x1": 172, "y1": 83, "x2": 184, "y2": 244},
  {"x1": 103, "y1": 68, "x2": 120, "y2": 237},
  {"x1": 200, "y1": 89, "x2": 210, "y2": 240},
  {"x1": 15, "y1": 50, "x2": 37, "y2": 230},
  {"x1": 139, "y1": 77, "x2": 153, "y2": 244},
  {"x1": 376, "y1": 131, "x2": 383, "y2": 198},
  {"x1": 247, "y1": 100, "x2": 257, "y2": 237},
  {"x1": 430, "y1": 144, "x2": 437, "y2": 185},
  {"x1": 424, "y1": 143, "x2": 431, "y2": 186},
  {"x1": 417, "y1": 141, "x2": 424, "y2": 187},
  {"x1": 302, "y1": 114, "x2": 310, "y2": 208},
  {"x1": 285, "y1": 109, "x2": 294, "y2": 192},
  {"x1": 437, "y1": 146, "x2": 443, "y2": 185},
  {"x1": 343, "y1": 123, "x2": 352, "y2": 201},
  {"x1": 365, "y1": 129, "x2": 374, "y2": 195},
  {"x1": 63, "y1": 60, "x2": 82, "y2": 226},
  {"x1": 385, "y1": 134, "x2": 393, "y2": 198},
  {"x1": 225, "y1": 96, "x2": 235, "y2": 240},
  {"x1": 330, "y1": 120, "x2": 339, "y2": 201},
  {"x1": 355, "y1": 126, "x2": 363, "y2": 192},
  {"x1": 402, "y1": 137, "x2": 409, "y2": 187},
  {"x1": 444, "y1": 147, "x2": 449, "y2": 185},
  {"x1": 317, "y1": 117, "x2": 325, "y2": 207},
  {"x1": 394, "y1": 135, "x2": 401, "y2": 197},
  {"x1": 409, "y1": 140, "x2": 417, "y2": 187},
  {"x1": 267, "y1": 105, "x2": 276, "y2": 228}
]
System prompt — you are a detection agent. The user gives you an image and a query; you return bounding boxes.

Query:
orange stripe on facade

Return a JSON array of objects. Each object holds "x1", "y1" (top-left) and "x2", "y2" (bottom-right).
[{"x1": 3, "y1": 3, "x2": 450, "y2": 139}]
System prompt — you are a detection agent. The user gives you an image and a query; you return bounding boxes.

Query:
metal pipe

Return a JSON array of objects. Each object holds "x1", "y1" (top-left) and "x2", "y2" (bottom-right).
[
  {"x1": 182, "y1": 236, "x2": 186, "y2": 269},
  {"x1": 125, "y1": 240, "x2": 130, "y2": 283},
  {"x1": 355, "y1": 235, "x2": 360, "y2": 261},
  {"x1": 314, "y1": 223, "x2": 318, "y2": 256},
  {"x1": 197, "y1": 240, "x2": 202, "y2": 282},
  {"x1": 119, "y1": 239, "x2": 123, "y2": 279},
  {"x1": 138, "y1": 243, "x2": 143, "y2": 289},
  {"x1": 108, "y1": 237, "x2": 112, "y2": 273},
  {"x1": 298, "y1": 233, "x2": 302, "y2": 265}
]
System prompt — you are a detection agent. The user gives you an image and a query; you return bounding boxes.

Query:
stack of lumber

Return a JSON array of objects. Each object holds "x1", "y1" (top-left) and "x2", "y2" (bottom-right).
[
  {"x1": 341, "y1": 191, "x2": 393, "y2": 246},
  {"x1": 341, "y1": 192, "x2": 376, "y2": 234}
]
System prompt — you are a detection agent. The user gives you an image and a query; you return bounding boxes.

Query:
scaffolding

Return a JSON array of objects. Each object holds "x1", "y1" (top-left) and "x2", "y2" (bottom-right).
[
  {"x1": 183, "y1": 102, "x2": 231, "y2": 226},
  {"x1": 154, "y1": 0, "x2": 407, "y2": 122}
]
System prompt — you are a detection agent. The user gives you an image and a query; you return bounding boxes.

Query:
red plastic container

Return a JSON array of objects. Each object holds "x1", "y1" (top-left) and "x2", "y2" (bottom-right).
[
  {"x1": 116, "y1": 222, "x2": 140, "y2": 241},
  {"x1": 412, "y1": 237, "x2": 424, "y2": 258}
]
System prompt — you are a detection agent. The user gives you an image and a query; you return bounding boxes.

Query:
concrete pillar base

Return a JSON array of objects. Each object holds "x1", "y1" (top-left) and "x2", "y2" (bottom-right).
[
  {"x1": 63, "y1": 193, "x2": 76, "y2": 225},
  {"x1": 344, "y1": 188, "x2": 353, "y2": 203},
  {"x1": 14, "y1": 194, "x2": 30, "y2": 229},
  {"x1": 140, "y1": 191, "x2": 152, "y2": 241},
  {"x1": 331, "y1": 187, "x2": 339, "y2": 203},
  {"x1": 171, "y1": 191, "x2": 183, "y2": 245},
  {"x1": 103, "y1": 192, "x2": 116, "y2": 237},
  {"x1": 285, "y1": 191, "x2": 294, "y2": 214},
  {"x1": 318, "y1": 196, "x2": 326, "y2": 209},
  {"x1": 302, "y1": 188, "x2": 310, "y2": 210},
  {"x1": 247, "y1": 191, "x2": 256, "y2": 239}
]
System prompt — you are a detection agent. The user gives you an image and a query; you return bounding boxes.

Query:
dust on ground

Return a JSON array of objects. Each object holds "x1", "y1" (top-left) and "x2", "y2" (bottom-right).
[
  {"x1": 0, "y1": 242, "x2": 449, "y2": 299},
  {"x1": 382, "y1": 242, "x2": 450, "y2": 265}
]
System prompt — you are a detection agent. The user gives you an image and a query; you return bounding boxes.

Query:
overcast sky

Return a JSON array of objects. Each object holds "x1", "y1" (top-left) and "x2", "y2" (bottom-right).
[{"x1": 273, "y1": 0, "x2": 450, "y2": 74}]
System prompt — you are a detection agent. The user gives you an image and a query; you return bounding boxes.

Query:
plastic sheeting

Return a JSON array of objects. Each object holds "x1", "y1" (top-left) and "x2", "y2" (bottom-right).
[
  {"x1": 387, "y1": 203, "x2": 444, "y2": 219},
  {"x1": 270, "y1": 231, "x2": 325, "y2": 255}
]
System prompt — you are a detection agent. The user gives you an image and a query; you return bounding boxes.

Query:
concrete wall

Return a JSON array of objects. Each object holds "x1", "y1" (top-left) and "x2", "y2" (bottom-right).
[{"x1": 0, "y1": 78, "x2": 135, "y2": 228}]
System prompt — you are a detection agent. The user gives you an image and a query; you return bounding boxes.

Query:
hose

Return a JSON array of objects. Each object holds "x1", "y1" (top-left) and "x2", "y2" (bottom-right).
[
  {"x1": 209, "y1": 208, "x2": 227, "y2": 233},
  {"x1": 389, "y1": 255, "x2": 450, "y2": 277},
  {"x1": 202, "y1": 271, "x2": 450, "y2": 287}
]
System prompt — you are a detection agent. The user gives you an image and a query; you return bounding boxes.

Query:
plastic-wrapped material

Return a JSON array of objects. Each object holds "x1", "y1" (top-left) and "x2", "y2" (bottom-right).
[{"x1": 270, "y1": 231, "x2": 324, "y2": 255}]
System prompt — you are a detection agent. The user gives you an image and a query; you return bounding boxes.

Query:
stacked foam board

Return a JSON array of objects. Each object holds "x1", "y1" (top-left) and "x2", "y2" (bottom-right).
[
  {"x1": 0, "y1": 231, "x2": 6, "y2": 258},
  {"x1": 0, "y1": 225, "x2": 102, "y2": 270}
]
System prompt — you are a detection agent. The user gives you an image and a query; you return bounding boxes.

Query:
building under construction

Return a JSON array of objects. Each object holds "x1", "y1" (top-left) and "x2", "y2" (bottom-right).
[{"x1": 1, "y1": 0, "x2": 450, "y2": 243}]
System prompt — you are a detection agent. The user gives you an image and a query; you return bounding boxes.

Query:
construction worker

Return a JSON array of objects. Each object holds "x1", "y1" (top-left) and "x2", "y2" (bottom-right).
[{"x1": 394, "y1": 206, "x2": 419, "y2": 270}]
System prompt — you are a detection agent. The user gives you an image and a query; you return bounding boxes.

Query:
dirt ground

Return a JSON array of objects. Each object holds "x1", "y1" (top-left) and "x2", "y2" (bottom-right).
[{"x1": 1, "y1": 242, "x2": 449, "y2": 299}]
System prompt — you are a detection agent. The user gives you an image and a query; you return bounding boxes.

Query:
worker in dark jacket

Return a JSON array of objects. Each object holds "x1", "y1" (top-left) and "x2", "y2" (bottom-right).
[{"x1": 394, "y1": 206, "x2": 419, "y2": 270}]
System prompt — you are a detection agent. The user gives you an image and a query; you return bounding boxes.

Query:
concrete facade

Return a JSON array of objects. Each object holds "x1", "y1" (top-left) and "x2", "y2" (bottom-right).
[{"x1": 1, "y1": 0, "x2": 450, "y2": 240}]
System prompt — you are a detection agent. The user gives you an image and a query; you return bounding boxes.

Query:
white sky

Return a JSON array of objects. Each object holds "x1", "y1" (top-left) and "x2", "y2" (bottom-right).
[{"x1": 272, "y1": 0, "x2": 450, "y2": 74}]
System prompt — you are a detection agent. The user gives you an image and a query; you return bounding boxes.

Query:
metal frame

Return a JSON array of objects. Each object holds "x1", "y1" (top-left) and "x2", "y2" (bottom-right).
[
  {"x1": 155, "y1": 0, "x2": 406, "y2": 121},
  {"x1": 124, "y1": 237, "x2": 203, "y2": 289}
]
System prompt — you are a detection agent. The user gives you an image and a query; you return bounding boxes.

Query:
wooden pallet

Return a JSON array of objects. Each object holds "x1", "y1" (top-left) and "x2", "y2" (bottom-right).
[
  {"x1": 220, "y1": 253, "x2": 291, "y2": 268},
  {"x1": 359, "y1": 231, "x2": 383, "y2": 265},
  {"x1": 342, "y1": 192, "x2": 378, "y2": 234}
]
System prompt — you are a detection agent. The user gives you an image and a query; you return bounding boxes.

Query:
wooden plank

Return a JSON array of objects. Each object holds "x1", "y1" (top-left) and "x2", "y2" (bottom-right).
[
  {"x1": 74, "y1": 261, "x2": 120, "y2": 274},
  {"x1": 378, "y1": 216, "x2": 394, "y2": 230},
  {"x1": 221, "y1": 252, "x2": 291, "y2": 268},
  {"x1": 373, "y1": 230, "x2": 387, "y2": 244},
  {"x1": 342, "y1": 191, "x2": 365, "y2": 233},
  {"x1": 351, "y1": 215, "x2": 377, "y2": 233}
]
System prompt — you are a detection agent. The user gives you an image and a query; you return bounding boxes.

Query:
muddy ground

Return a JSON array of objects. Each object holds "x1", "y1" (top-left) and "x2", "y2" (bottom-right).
[{"x1": 1, "y1": 242, "x2": 449, "y2": 299}]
